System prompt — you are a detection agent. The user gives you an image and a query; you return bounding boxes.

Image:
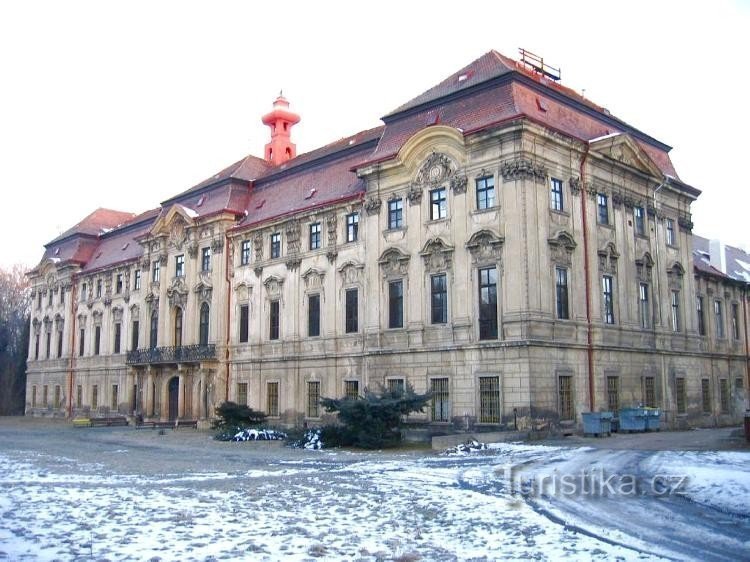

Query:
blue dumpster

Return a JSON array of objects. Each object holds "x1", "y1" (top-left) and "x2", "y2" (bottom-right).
[
  {"x1": 619, "y1": 407, "x2": 647, "y2": 432},
  {"x1": 644, "y1": 408, "x2": 661, "y2": 431},
  {"x1": 582, "y1": 412, "x2": 613, "y2": 437}
]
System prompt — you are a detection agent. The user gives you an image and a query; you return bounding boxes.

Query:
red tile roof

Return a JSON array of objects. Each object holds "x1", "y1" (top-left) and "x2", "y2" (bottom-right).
[
  {"x1": 169, "y1": 154, "x2": 271, "y2": 202},
  {"x1": 48, "y1": 208, "x2": 136, "y2": 245}
]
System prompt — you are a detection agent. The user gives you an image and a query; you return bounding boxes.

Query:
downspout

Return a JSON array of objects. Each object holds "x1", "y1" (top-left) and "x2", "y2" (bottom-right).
[
  {"x1": 67, "y1": 279, "x2": 77, "y2": 418},
  {"x1": 579, "y1": 145, "x2": 594, "y2": 411},
  {"x1": 225, "y1": 231, "x2": 232, "y2": 404},
  {"x1": 743, "y1": 285, "x2": 750, "y2": 403},
  {"x1": 651, "y1": 178, "x2": 668, "y2": 416}
]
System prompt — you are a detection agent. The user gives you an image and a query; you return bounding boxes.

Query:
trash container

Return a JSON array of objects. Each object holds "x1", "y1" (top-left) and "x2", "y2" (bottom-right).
[
  {"x1": 582, "y1": 412, "x2": 613, "y2": 437},
  {"x1": 745, "y1": 411, "x2": 750, "y2": 443},
  {"x1": 644, "y1": 408, "x2": 661, "y2": 432},
  {"x1": 618, "y1": 407, "x2": 647, "y2": 433}
]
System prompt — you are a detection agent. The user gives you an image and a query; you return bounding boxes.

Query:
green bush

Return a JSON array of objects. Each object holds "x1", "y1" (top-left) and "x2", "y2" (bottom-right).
[
  {"x1": 320, "y1": 384, "x2": 431, "y2": 449},
  {"x1": 212, "y1": 401, "x2": 267, "y2": 430}
]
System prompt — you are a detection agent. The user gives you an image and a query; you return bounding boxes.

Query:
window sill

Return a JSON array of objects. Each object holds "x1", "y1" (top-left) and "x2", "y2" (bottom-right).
[
  {"x1": 471, "y1": 206, "x2": 498, "y2": 216},
  {"x1": 549, "y1": 209, "x2": 569, "y2": 217},
  {"x1": 426, "y1": 217, "x2": 450, "y2": 225}
]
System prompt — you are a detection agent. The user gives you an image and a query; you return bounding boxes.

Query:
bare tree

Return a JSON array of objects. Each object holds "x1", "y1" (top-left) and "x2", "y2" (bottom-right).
[{"x1": 0, "y1": 265, "x2": 31, "y2": 415}]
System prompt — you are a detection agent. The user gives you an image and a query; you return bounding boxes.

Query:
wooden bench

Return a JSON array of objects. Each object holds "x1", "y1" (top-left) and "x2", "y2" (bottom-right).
[
  {"x1": 135, "y1": 420, "x2": 175, "y2": 430},
  {"x1": 88, "y1": 417, "x2": 129, "y2": 427},
  {"x1": 72, "y1": 418, "x2": 92, "y2": 428},
  {"x1": 175, "y1": 420, "x2": 198, "y2": 430}
]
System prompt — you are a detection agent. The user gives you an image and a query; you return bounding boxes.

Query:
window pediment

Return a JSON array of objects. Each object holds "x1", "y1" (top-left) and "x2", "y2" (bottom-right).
[
  {"x1": 420, "y1": 238, "x2": 454, "y2": 272},
  {"x1": 378, "y1": 248, "x2": 410, "y2": 278},
  {"x1": 466, "y1": 229, "x2": 504, "y2": 266}
]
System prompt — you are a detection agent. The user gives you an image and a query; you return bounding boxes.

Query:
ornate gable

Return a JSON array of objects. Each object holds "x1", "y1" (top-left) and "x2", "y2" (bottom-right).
[{"x1": 589, "y1": 133, "x2": 663, "y2": 178}]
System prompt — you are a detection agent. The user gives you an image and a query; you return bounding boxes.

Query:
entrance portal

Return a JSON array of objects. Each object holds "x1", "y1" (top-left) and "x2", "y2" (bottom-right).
[{"x1": 168, "y1": 376, "x2": 179, "y2": 420}]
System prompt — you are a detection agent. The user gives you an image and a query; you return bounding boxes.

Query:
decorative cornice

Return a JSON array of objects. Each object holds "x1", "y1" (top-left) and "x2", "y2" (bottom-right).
[
  {"x1": 364, "y1": 196, "x2": 382, "y2": 215},
  {"x1": 500, "y1": 158, "x2": 546, "y2": 183}
]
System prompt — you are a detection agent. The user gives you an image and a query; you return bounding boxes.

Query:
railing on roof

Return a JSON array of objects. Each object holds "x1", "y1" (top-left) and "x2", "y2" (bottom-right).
[
  {"x1": 519, "y1": 48, "x2": 561, "y2": 81},
  {"x1": 126, "y1": 344, "x2": 216, "y2": 365}
]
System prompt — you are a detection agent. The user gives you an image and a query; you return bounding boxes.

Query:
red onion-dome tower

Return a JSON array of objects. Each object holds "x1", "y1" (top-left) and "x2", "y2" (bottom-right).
[{"x1": 261, "y1": 93, "x2": 301, "y2": 165}]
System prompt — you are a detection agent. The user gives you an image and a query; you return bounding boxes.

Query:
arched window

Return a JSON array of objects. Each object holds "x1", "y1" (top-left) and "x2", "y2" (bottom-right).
[
  {"x1": 174, "y1": 307, "x2": 183, "y2": 347},
  {"x1": 149, "y1": 310, "x2": 158, "y2": 349},
  {"x1": 199, "y1": 303, "x2": 210, "y2": 346}
]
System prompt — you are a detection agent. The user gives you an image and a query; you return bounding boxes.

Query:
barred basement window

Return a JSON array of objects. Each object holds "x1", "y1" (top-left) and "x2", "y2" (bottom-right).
[
  {"x1": 307, "y1": 381, "x2": 320, "y2": 418},
  {"x1": 643, "y1": 376, "x2": 656, "y2": 408},
  {"x1": 720, "y1": 379, "x2": 730, "y2": 414},
  {"x1": 558, "y1": 375, "x2": 573, "y2": 420},
  {"x1": 54, "y1": 385, "x2": 61, "y2": 409},
  {"x1": 76, "y1": 385, "x2": 82, "y2": 409},
  {"x1": 237, "y1": 383, "x2": 248, "y2": 406},
  {"x1": 267, "y1": 382, "x2": 279, "y2": 417},
  {"x1": 387, "y1": 378, "x2": 404, "y2": 393},
  {"x1": 701, "y1": 379, "x2": 711, "y2": 413},
  {"x1": 607, "y1": 376, "x2": 620, "y2": 413},
  {"x1": 344, "y1": 380, "x2": 359, "y2": 400},
  {"x1": 430, "y1": 378, "x2": 450, "y2": 422},
  {"x1": 478, "y1": 376, "x2": 500, "y2": 423},
  {"x1": 92, "y1": 385, "x2": 98, "y2": 410},
  {"x1": 112, "y1": 384, "x2": 118, "y2": 411}
]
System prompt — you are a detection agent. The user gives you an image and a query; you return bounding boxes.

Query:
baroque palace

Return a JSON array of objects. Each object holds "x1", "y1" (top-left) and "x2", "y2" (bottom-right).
[{"x1": 26, "y1": 50, "x2": 749, "y2": 430}]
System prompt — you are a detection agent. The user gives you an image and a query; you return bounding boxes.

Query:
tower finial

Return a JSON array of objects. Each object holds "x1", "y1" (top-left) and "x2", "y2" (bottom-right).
[{"x1": 261, "y1": 94, "x2": 300, "y2": 165}]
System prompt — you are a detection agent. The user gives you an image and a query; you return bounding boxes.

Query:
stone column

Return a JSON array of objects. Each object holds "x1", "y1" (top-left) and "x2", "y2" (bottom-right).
[
  {"x1": 146, "y1": 368, "x2": 154, "y2": 418},
  {"x1": 178, "y1": 370, "x2": 185, "y2": 419}
]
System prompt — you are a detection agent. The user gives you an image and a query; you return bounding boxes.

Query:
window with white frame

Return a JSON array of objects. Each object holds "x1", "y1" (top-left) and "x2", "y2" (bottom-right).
[{"x1": 550, "y1": 178, "x2": 564, "y2": 212}]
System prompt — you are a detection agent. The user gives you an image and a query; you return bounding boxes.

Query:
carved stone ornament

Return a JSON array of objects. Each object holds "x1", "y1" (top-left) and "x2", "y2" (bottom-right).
[
  {"x1": 92, "y1": 309, "x2": 103, "y2": 322},
  {"x1": 449, "y1": 174, "x2": 468, "y2": 194},
  {"x1": 678, "y1": 215, "x2": 694, "y2": 232},
  {"x1": 378, "y1": 248, "x2": 410, "y2": 278},
  {"x1": 159, "y1": 252, "x2": 168, "y2": 266},
  {"x1": 647, "y1": 204, "x2": 656, "y2": 217},
  {"x1": 253, "y1": 234, "x2": 264, "y2": 261},
  {"x1": 548, "y1": 231, "x2": 577, "y2": 266},
  {"x1": 254, "y1": 265, "x2": 263, "y2": 278},
  {"x1": 129, "y1": 303, "x2": 140, "y2": 318},
  {"x1": 112, "y1": 306, "x2": 124, "y2": 322},
  {"x1": 597, "y1": 243, "x2": 620, "y2": 275},
  {"x1": 263, "y1": 275, "x2": 284, "y2": 298},
  {"x1": 611, "y1": 193, "x2": 623, "y2": 208},
  {"x1": 586, "y1": 185, "x2": 598, "y2": 200},
  {"x1": 500, "y1": 158, "x2": 547, "y2": 183},
  {"x1": 141, "y1": 255, "x2": 150, "y2": 269},
  {"x1": 326, "y1": 214, "x2": 338, "y2": 247},
  {"x1": 167, "y1": 278, "x2": 188, "y2": 309},
  {"x1": 364, "y1": 196, "x2": 382, "y2": 215},
  {"x1": 636, "y1": 253, "x2": 654, "y2": 282},
  {"x1": 187, "y1": 242, "x2": 199, "y2": 259},
  {"x1": 194, "y1": 281, "x2": 213, "y2": 302},
  {"x1": 169, "y1": 217, "x2": 188, "y2": 250},
  {"x1": 466, "y1": 230, "x2": 505, "y2": 266},
  {"x1": 285, "y1": 257, "x2": 301, "y2": 271},
  {"x1": 326, "y1": 250, "x2": 338, "y2": 264},
  {"x1": 406, "y1": 184, "x2": 423, "y2": 205},
  {"x1": 419, "y1": 238, "x2": 455, "y2": 272},
  {"x1": 286, "y1": 220, "x2": 301, "y2": 254},
  {"x1": 416, "y1": 152, "x2": 454, "y2": 188},
  {"x1": 569, "y1": 177, "x2": 581, "y2": 196},
  {"x1": 338, "y1": 261, "x2": 364, "y2": 285},
  {"x1": 667, "y1": 262, "x2": 685, "y2": 290},
  {"x1": 302, "y1": 268, "x2": 325, "y2": 290},
  {"x1": 211, "y1": 238, "x2": 224, "y2": 255}
]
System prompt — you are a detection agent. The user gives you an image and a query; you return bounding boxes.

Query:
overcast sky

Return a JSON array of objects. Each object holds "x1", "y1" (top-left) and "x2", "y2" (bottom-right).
[{"x1": 1, "y1": 0, "x2": 748, "y2": 269}]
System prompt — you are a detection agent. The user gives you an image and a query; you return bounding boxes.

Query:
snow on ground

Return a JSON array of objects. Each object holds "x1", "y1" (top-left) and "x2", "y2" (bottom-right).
[{"x1": 0, "y1": 441, "x2": 748, "y2": 561}]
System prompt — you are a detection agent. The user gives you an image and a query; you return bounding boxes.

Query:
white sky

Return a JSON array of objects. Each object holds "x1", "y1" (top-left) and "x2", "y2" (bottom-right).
[{"x1": 1, "y1": 0, "x2": 748, "y2": 269}]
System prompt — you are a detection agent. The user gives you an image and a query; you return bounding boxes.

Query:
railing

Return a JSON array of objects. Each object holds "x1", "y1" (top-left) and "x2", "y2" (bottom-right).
[{"x1": 126, "y1": 344, "x2": 216, "y2": 365}]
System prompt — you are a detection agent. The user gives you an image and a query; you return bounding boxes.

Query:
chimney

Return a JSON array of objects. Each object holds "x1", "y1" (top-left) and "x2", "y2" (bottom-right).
[
  {"x1": 709, "y1": 239, "x2": 726, "y2": 274},
  {"x1": 261, "y1": 93, "x2": 300, "y2": 165}
]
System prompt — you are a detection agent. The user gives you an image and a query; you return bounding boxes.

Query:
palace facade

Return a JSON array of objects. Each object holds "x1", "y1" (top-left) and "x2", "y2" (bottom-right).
[{"x1": 26, "y1": 50, "x2": 749, "y2": 430}]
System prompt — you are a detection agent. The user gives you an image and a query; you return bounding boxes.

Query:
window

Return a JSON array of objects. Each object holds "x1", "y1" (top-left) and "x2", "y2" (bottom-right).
[
  {"x1": 345, "y1": 288, "x2": 358, "y2": 333},
  {"x1": 57, "y1": 330, "x2": 63, "y2": 358},
  {"x1": 388, "y1": 280, "x2": 403, "y2": 329},
  {"x1": 94, "y1": 326, "x2": 101, "y2": 355},
  {"x1": 601, "y1": 276, "x2": 614, "y2": 324},
  {"x1": 431, "y1": 274, "x2": 448, "y2": 325},
  {"x1": 309, "y1": 222, "x2": 321, "y2": 250},
  {"x1": 643, "y1": 376, "x2": 656, "y2": 408},
  {"x1": 237, "y1": 383, "x2": 248, "y2": 406},
  {"x1": 597, "y1": 193, "x2": 609, "y2": 225},
  {"x1": 76, "y1": 385, "x2": 82, "y2": 409},
  {"x1": 344, "y1": 380, "x2": 359, "y2": 400},
  {"x1": 387, "y1": 378, "x2": 404, "y2": 393},
  {"x1": 92, "y1": 385, "x2": 98, "y2": 410},
  {"x1": 479, "y1": 376, "x2": 501, "y2": 423},
  {"x1": 79, "y1": 328, "x2": 85, "y2": 356},
  {"x1": 134, "y1": 269, "x2": 141, "y2": 290},
  {"x1": 555, "y1": 267, "x2": 569, "y2": 320},
  {"x1": 37, "y1": 291, "x2": 42, "y2": 309},
  {"x1": 430, "y1": 378, "x2": 450, "y2": 422},
  {"x1": 269, "y1": 300, "x2": 280, "y2": 340},
  {"x1": 32, "y1": 386, "x2": 37, "y2": 407},
  {"x1": 131, "y1": 320, "x2": 140, "y2": 350},
  {"x1": 731, "y1": 303, "x2": 740, "y2": 340},
  {"x1": 714, "y1": 300, "x2": 724, "y2": 339},
  {"x1": 267, "y1": 382, "x2": 279, "y2": 417},
  {"x1": 307, "y1": 381, "x2": 320, "y2": 417},
  {"x1": 476, "y1": 176, "x2": 495, "y2": 210},
  {"x1": 558, "y1": 375, "x2": 573, "y2": 420},
  {"x1": 43, "y1": 385, "x2": 48, "y2": 406},
  {"x1": 114, "y1": 322, "x2": 121, "y2": 354},
  {"x1": 665, "y1": 218, "x2": 676, "y2": 246},
  {"x1": 60, "y1": 287, "x2": 65, "y2": 306},
  {"x1": 607, "y1": 376, "x2": 620, "y2": 413},
  {"x1": 240, "y1": 240, "x2": 251, "y2": 265},
  {"x1": 671, "y1": 291, "x2": 681, "y2": 332},
  {"x1": 54, "y1": 386, "x2": 61, "y2": 409},
  {"x1": 116, "y1": 274, "x2": 123, "y2": 294},
  {"x1": 346, "y1": 212, "x2": 359, "y2": 242},
  {"x1": 112, "y1": 384, "x2": 118, "y2": 411},
  {"x1": 550, "y1": 178, "x2": 564, "y2": 212},
  {"x1": 175, "y1": 255, "x2": 185, "y2": 278},
  {"x1": 152, "y1": 261, "x2": 160, "y2": 283},
  {"x1": 48, "y1": 290, "x2": 53, "y2": 307},
  {"x1": 34, "y1": 334, "x2": 39, "y2": 360},
  {"x1": 239, "y1": 304, "x2": 249, "y2": 343},
  {"x1": 634, "y1": 206, "x2": 645, "y2": 236},
  {"x1": 720, "y1": 379, "x2": 729, "y2": 414},
  {"x1": 388, "y1": 199, "x2": 403, "y2": 229},
  {"x1": 174, "y1": 308, "x2": 183, "y2": 346},
  {"x1": 639, "y1": 283, "x2": 650, "y2": 329},
  {"x1": 199, "y1": 303, "x2": 210, "y2": 346},
  {"x1": 150, "y1": 311, "x2": 158, "y2": 348},
  {"x1": 479, "y1": 267, "x2": 498, "y2": 339},
  {"x1": 308, "y1": 294, "x2": 321, "y2": 337},
  {"x1": 430, "y1": 187, "x2": 447, "y2": 220},
  {"x1": 701, "y1": 379, "x2": 711, "y2": 413},
  {"x1": 697, "y1": 296, "x2": 706, "y2": 336},
  {"x1": 81, "y1": 283, "x2": 87, "y2": 302},
  {"x1": 201, "y1": 247, "x2": 211, "y2": 272},
  {"x1": 270, "y1": 233, "x2": 281, "y2": 259},
  {"x1": 45, "y1": 331, "x2": 51, "y2": 358},
  {"x1": 96, "y1": 280, "x2": 102, "y2": 298}
]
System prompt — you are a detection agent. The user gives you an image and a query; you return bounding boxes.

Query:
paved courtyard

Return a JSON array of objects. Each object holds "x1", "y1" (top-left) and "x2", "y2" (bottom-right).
[{"x1": 0, "y1": 418, "x2": 748, "y2": 561}]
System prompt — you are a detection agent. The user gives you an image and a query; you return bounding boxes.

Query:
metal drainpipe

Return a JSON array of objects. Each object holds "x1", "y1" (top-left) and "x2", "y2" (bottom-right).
[
  {"x1": 579, "y1": 145, "x2": 594, "y2": 411},
  {"x1": 651, "y1": 178, "x2": 668, "y2": 419},
  {"x1": 743, "y1": 285, "x2": 750, "y2": 402},
  {"x1": 225, "y1": 231, "x2": 232, "y2": 404},
  {"x1": 67, "y1": 279, "x2": 77, "y2": 418}
]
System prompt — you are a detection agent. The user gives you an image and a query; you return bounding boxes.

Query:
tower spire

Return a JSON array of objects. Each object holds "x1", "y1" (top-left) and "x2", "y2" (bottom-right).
[{"x1": 261, "y1": 93, "x2": 300, "y2": 165}]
